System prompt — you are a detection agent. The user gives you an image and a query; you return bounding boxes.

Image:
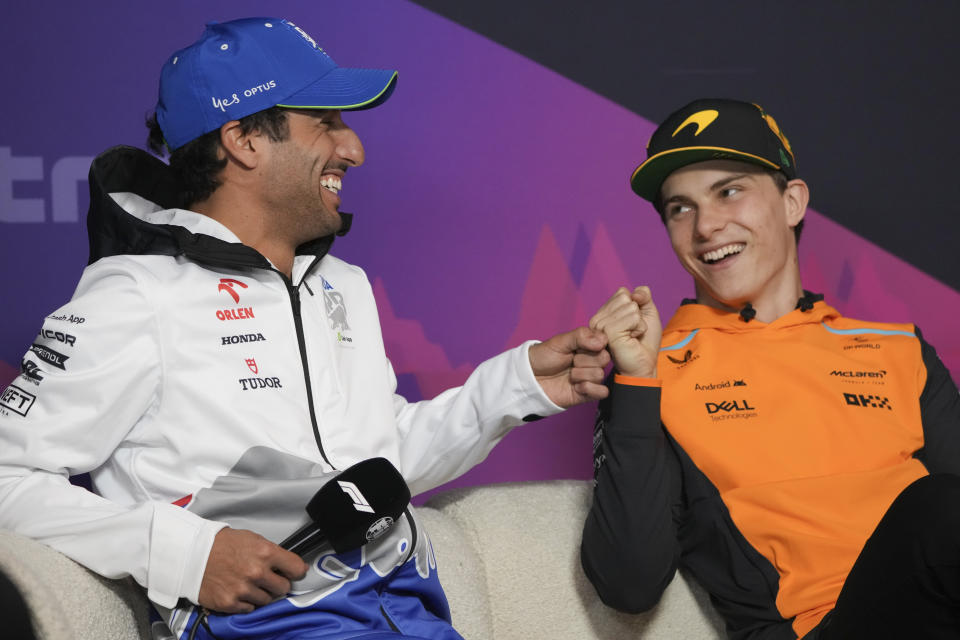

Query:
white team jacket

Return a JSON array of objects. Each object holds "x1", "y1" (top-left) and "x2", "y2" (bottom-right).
[{"x1": 0, "y1": 146, "x2": 562, "y2": 610}]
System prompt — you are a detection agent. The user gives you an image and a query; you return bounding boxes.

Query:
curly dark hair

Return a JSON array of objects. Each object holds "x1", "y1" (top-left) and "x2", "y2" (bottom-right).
[
  {"x1": 651, "y1": 168, "x2": 804, "y2": 244},
  {"x1": 146, "y1": 107, "x2": 290, "y2": 208}
]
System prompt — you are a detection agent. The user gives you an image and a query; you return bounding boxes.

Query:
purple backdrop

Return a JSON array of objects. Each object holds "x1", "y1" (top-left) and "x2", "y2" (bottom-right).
[{"x1": 2, "y1": 1, "x2": 958, "y2": 499}]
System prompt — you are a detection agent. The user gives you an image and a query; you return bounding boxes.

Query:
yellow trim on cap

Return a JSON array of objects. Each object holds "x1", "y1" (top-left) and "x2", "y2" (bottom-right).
[
  {"x1": 277, "y1": 71, "x2": 398, "y2": 110},
  {"x1": 630, "y1": 145, "x2": 781, "y2": 183}
]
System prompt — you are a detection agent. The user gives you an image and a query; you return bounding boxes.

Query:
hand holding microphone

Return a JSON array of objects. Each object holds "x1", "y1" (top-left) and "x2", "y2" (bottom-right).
[
  {"x1": 197, "y1": 458, "x2": 410, "y2": 613},
  {"x1": 280, "y1": 457, "x2": 411, "y2": 557}
]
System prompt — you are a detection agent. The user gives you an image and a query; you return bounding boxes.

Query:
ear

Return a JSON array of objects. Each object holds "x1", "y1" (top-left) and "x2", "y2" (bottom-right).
[
  {"x1": 218, "y1": 120, "x2": 262, "y2": 170},
  {"x1": 782, "y1": 178, "x2": 809, "y2": 229}
]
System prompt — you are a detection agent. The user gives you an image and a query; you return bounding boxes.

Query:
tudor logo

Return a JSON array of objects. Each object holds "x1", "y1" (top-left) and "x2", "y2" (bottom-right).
[
  {"x1": 245, "y1": 358, "x2": 258, "y2": 374},
  {"x1": 238, "y1": 377, "x2": 282, "y2": 390},
  {"x1": 672, "y1": 109, "x2": 719, "y2": 138},
  {"x1": 218, "y1": 278, "x2": 248, "y2": 303}
]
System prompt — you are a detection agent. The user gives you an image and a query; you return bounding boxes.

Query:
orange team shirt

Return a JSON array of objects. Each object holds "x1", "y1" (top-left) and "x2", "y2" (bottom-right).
[{"x1": 657, "y1": 300, "x2": 927, "y2": 637}]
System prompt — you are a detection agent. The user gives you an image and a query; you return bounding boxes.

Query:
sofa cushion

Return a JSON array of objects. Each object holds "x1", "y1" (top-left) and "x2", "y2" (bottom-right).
[
  {"x1": 0, "y1": 529, "x2": 150, "y2": 640},
  {"x1": 422, "y1": 479, "x2": 725, "y2": 640}
]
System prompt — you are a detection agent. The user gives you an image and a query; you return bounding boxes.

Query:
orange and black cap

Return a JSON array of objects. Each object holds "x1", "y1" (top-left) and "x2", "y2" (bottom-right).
[{"x1": 630, "y1": 98, "x2": 797, "y2": 201}]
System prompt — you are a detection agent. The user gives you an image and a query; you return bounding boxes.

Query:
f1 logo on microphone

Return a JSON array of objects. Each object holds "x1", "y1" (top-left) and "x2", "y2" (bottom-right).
[{"x1": 338, "y1": 481, "x2": 374, "y2": 513}]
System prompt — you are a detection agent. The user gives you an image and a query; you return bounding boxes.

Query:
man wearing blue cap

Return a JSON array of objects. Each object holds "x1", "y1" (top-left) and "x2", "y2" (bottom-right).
[
  {"x1": 580, "y1": 99, "x2": 960, "y2": 638},
  {"x1": 0, "y1": 18, "x2": 611, "y2": 640}
]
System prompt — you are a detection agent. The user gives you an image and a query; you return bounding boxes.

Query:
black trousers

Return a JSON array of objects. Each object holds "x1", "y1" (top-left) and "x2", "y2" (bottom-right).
[{"x1": 807, "y1": 473, "x2": 960, "y2": 639}]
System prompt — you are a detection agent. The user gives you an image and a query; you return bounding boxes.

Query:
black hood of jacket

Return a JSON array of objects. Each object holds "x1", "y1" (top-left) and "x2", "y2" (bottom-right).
[{"x1": 85, "y1": 146, "x2": 349, "y2": 270}]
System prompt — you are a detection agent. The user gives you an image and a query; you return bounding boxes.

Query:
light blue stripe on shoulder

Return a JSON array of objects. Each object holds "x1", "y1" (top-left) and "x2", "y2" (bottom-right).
[
  {"x1": 661, "y1": 329, "x2": 699, "y2": 351},
  {"x1": 820, "y1": 323, "x2": 915, "y2": 338}
]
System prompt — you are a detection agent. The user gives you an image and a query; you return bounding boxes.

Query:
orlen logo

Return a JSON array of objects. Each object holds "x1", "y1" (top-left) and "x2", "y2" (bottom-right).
[
  {"x1": 217, "y1": 308, "x2": 255, "y2": 321},
  {"x1": 705, "y1": 399, "x2": 756, "y2": 414},
  {"x1": 218, "y1": 278, "x2": 247, "y2": 303},
  {"x1": 216, "y1": 278, "x2": 255, "y2": 321}
]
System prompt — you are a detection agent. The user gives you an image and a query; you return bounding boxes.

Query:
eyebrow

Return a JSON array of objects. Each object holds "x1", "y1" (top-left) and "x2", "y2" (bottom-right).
[
  {"x1": 663, "y1": 172, "x2": 756, "y2": 206},
  {"x1": 709, "y1": 173, "x2": 753, "y2": 192}
]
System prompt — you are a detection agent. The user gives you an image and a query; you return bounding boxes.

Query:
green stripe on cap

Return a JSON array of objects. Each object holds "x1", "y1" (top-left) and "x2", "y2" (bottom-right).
[{"x1": 277, "y1": 71, "x2": 398, "y2": 111}]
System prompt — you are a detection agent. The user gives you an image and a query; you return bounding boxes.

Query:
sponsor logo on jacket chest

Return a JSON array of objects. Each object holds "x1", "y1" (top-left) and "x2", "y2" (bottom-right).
[
  {"x1": 215, "y1": 278, "x2": 256, "y2": 321},
  {"x1": 221, "y1": 332, "x2": 267, "y2": 346},
  {"x1": 217, "y1": 308, "x2": 255, "y2": 321},
  {"x1": 665, "y1": 349, "x2": 699, "y2": 367},
  {"x1": 829, "y1": 368, "x2": 887, "y2": 386},
  {"x1": 237, "y1": 357, "x2": 283, "y2": 391},
  {"x1": 843, "y1": 336, "x2": 881, "y2": 351},
  {"x1": 843, "y1": 393, "x2": 892, "y2": 410},
  {"x1": 694, "y1": 379, "x2": 747, "y2": 391},
  {"x1": 704, "y1": 398, "x2": 758, "y2": 421},
  {"x1": 320, "y1": 276, "x2": 354, "y2": 346}
]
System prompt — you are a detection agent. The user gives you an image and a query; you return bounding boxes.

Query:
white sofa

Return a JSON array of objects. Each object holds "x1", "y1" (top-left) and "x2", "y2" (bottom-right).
[{"x1": 0, "y1": 480, "x2": 725, "y2": 639}]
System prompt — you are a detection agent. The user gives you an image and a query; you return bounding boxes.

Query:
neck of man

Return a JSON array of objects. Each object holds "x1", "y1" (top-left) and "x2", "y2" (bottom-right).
[
  {"x1": 191, "y1": 190, "x2": 297, "y2": 279},
  {"x1": 694, "y1": 265, "x2": 805, "y2": 324}
]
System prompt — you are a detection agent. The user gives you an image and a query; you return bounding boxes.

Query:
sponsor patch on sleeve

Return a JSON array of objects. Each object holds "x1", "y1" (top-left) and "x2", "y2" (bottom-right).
[{"x1": 1, "y1": 385, "x2": 36, "y2": 417}]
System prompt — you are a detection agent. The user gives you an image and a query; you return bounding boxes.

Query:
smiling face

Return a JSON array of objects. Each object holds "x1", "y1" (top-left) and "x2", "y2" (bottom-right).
[
  {"x1": 260, "y1": 108, "x2": 365, "y2": 245},
  {"x1": 660, "y1": 159, "x2": 808, "y2": 321}
]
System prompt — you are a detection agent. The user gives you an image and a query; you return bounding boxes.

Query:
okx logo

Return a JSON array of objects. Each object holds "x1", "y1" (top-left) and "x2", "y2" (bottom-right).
[{"x1": 844, "y1": 393, "x2": 892, "y2": 410}]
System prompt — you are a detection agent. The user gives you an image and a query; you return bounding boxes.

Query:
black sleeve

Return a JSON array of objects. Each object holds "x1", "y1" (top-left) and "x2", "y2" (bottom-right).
[
  {"x1": 914, "y1": 327, "x2": 960, "y2": 474},
  {"x1": 580, "y1": 379, "x2": 682, "y2": 612}
]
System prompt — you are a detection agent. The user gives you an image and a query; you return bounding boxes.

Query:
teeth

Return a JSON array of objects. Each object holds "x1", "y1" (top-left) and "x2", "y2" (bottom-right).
[
  {"x1": 701, "y1": 243, "x2": 745, "y2": 263},
  {"x1": 320, "y1": 175, "x2": 342, "y2": 194}
]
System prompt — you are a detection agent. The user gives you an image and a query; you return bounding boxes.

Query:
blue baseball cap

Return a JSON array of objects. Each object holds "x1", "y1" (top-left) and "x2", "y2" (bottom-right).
[{"x1": 156, "y1": 18, "x2": 398, "y2": 151}]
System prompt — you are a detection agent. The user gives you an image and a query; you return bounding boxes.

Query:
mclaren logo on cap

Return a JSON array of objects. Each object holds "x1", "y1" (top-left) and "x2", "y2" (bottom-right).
[{"x1": 672, "y1": 110, "x2": 719, "y2": 137}]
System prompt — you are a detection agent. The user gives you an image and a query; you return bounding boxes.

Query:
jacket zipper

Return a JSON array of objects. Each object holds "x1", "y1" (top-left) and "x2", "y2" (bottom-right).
[{"x1": 284, "y1": 271, "x2": 332, "y2": 468}]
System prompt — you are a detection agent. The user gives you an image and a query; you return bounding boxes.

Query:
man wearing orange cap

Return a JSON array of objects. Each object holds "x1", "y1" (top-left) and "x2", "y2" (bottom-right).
[{"x1": 581, "y1": 99, "x2": 960, "y2": 638}]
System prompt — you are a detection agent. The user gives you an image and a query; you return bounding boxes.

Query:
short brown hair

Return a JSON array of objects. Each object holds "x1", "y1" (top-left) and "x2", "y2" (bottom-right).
[{"x1": 146, "y1": 107, "x2": 291, "y2": 208}]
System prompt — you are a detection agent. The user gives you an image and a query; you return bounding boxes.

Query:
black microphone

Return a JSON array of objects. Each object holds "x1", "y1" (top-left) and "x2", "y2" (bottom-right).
[{"x1": 279, "y1": 457, "x2": 411, "y2": 557}]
